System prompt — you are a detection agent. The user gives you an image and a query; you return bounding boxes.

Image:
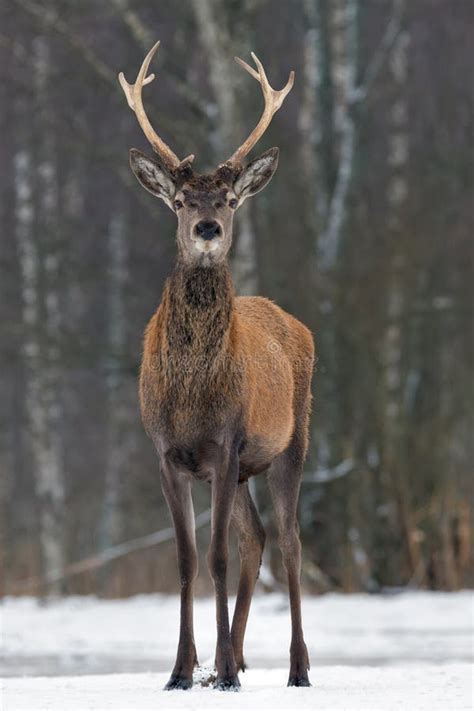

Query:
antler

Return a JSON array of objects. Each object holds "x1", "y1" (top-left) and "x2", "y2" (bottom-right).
[
  {"x1": 227, "y1": 52, "x2": 294, "y2": 166},
  {"x1": 118, "y1": 41, "x2": 194, "y2": 169}
]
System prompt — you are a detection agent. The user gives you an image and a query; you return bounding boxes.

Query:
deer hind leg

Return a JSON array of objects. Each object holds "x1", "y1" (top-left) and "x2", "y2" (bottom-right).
[
  {"x1": 230, "y1": 481, "x2": 266, "y2": 672},
  {"x1": 160, "y1": 466, "x2": 198, "y2": 690},
  {"x1": 267, "y1": 432, "x2": 311, "y2": 687}
]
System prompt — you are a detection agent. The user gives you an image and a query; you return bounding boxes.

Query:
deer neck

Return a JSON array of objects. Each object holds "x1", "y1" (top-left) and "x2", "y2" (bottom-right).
[{"x1": 163, "y1": 259, "x2": 234, "y2": 363}]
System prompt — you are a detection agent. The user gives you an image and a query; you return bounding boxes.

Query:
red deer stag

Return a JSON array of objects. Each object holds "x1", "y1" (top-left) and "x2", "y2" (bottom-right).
[{"x1": 119, "y1": 42, "x2": 314, "y2": 691}]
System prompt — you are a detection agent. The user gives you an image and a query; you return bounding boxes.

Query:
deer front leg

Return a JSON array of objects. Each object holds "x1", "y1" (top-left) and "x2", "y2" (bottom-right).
[
  {"x1": 160, "y1": 465, "x2": 198, "y2": 690},
  {"x1": 208, "y1": 440, "x2": 241, "y2": 691}
]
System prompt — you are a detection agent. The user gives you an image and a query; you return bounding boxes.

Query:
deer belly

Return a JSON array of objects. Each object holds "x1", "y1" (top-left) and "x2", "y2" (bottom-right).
[
  {"x1": 238, "y1": 430, "x2": 291, "y2": 479},
  {"x1": 242, "y1": 357, "x2": 294, "y2": 460},
  {"x1": 240, "y1": 394, "x2": 294, "y2": 478}
]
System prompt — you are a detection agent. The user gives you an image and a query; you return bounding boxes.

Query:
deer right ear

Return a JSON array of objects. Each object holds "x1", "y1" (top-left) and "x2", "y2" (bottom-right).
[{"x1": 129, "y1": 149, "x2": 176, "y2": 210}]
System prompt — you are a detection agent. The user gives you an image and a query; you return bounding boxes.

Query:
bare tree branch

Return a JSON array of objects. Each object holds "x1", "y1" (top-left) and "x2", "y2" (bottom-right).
[
  {"x1": 14, "y1": 0, "x2": 116, "y2": 84},
  {"x1": 13, "y1": 0, "x2": 186, "y2": 142},
  {"x1": 304, "y1": 458, "x2": 357, "y2": 483},
  {"x1": 7, "y1": 509, "x2": 212, "y2": 593},
  {"x1": 356, "y1": 0, "x2": 406, "y2": 102},
  {"x1": 110, "y1": 0, "x2": 210, "y2": 121}
]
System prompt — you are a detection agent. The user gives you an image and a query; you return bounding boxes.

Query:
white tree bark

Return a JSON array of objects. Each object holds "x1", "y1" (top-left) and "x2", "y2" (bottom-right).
[
  {"x1": 24, "y1": 34, "x2": 66, "y2": 595},
  {"x1": 190, "y1": 0, "x2": 235, "y2": 156},
  {"x1": 316, "y1": 0, "x2": 405, "y2": 270},
  {"x1": 300, "y1": 0, "x2": 324, "y2": 226},
  {"x1": 317, "y1": 0, "x2": 358, "y2": 270},
  {"x1": 383, "y1": 30, "x2": 411, "y2": 425},
  {"x1": 381, "y1": 29, "x2": 420, "y2": 577},
  {"x1": 15, "y1": 138, "x2": 65, "y2": 595},
  {"x1": 99, "y1": 209, "x2": 132, "y2": 555}
]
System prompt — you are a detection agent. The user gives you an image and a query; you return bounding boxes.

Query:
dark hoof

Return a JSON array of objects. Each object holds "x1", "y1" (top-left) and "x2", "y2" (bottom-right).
[
  {"x1": 214, "y1": 676, "x2": 241, "y2": 692},
  {"x1": 288, "y1": 675, "x2": 311, "y2": 687},
  {"x1": 164, "y1": 675, "x2": 193, "y2": 690}
]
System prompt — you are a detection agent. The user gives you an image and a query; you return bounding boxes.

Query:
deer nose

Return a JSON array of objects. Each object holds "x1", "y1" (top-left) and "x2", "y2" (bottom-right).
[{"x1": 195, "y1": 220, "x2": 221, "y2": 241}]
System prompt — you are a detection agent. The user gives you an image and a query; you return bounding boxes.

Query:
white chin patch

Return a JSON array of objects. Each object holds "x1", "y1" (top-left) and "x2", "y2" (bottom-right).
[{"x1": 194, "y1": 239, "x2": 220, "y2": 254}]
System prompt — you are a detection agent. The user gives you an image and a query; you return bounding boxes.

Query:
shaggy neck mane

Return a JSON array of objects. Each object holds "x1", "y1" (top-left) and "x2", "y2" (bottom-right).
[
  {"x1": 162, "y1": 259, "x2": 234, "y2": 365},
  {"x1": 151, "y1": 258, "x2": 240, "y2": 440}
]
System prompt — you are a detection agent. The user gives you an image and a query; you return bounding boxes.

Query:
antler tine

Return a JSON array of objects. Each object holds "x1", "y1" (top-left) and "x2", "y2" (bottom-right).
[
  {"x1": 118, "y1": 72, "x2": 154, "y2": 111},
  {"x1": 234, "y1": 56, "x2": 260, "y2": 82},
  {"x1": 118, "y1": 41, "x2": 194, "y2": 169},
  {"x1": 227, "y1": 53, "x2": 295, "y2": 166}
]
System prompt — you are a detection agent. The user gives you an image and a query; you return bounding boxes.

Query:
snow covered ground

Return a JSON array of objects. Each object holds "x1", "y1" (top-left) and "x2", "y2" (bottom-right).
[{"x1": 1, "y1": 591, "x2": 473, "y2": 710}]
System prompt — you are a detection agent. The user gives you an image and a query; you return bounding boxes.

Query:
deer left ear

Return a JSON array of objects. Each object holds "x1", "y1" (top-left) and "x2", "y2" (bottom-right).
[{"x1": 233, "y1": 147, "x2": 279, "y2": 206}]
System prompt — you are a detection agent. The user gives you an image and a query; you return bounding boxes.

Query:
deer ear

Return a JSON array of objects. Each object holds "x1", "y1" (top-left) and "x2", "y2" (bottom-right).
[
  {"x1": 129, "y1": 149, "x2": 176, "y2": 209},
  {"x1": 233, "y1": 147, "x2": 279, "y2": 205}
]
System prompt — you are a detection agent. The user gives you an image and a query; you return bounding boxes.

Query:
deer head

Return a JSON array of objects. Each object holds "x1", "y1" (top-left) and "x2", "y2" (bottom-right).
[{"x1": 119, "y1": 42, "x2": 294, "y2": 266}]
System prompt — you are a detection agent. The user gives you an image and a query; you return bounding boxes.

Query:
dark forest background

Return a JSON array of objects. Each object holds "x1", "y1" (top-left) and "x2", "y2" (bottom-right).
[{"x1": 0, "y1": 0, "x2": 472, "y2": 597}]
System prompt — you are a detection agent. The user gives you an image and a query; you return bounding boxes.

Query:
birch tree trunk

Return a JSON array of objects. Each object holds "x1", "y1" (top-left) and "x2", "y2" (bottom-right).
[
  {"x1": 311, "y1": 0, "x2": 361, "y2": 475},
  {"x1": 317, "y1": 0, "x2": 359, "y2": 270},
  {"x1": 98, "y1": 207, "x2": 133, "y2": 585},
  {"x1": 300, "y1": 0, "x2": 324, "y2": 232},
  {"x1": 380, "y1": 28, "x2": 420, "y2": 581},
  {"x1": 35, "y1": 34, "x2": 65, "y2": 595},
  {"x1": 312, "y1": 0, "x2": 338, "y2": 216},
  {"x1": 14, "y1": 36, "x2": 65, "y2": 594}
]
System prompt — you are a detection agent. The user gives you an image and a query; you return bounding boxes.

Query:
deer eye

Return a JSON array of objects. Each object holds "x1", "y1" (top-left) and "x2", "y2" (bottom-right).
[
  {"x1": 229, "y1": 198, "x2": 238, "y2": 209},
  {"x1": 174, "y1": 200, "x2": 183, "y2": 210}
]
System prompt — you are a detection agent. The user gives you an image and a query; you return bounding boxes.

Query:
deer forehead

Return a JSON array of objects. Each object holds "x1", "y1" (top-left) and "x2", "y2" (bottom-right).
[{"x1": 177, "y1": 186, "x2": 235, "y2": 206}]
